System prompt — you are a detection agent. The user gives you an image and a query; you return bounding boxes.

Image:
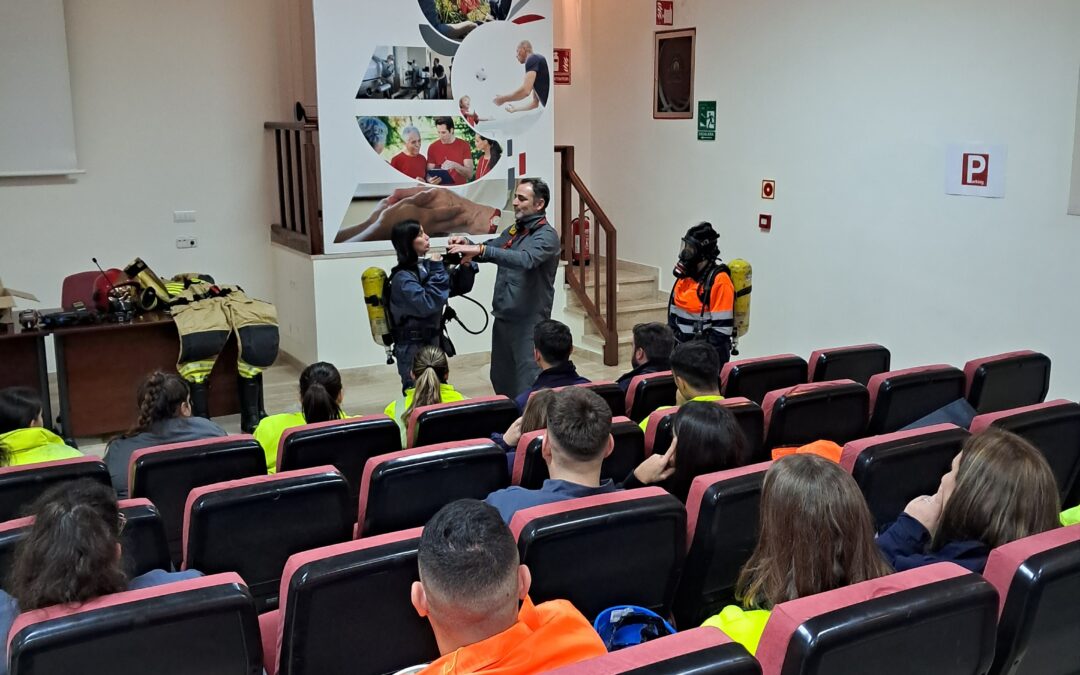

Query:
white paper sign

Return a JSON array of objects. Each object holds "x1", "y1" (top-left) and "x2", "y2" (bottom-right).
[{"x1": 946, "y1": 144, "x2": 1007, "y2": 198}]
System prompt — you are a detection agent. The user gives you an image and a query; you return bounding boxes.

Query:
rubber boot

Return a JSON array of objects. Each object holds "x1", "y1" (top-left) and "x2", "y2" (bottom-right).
[
  {"x1": 188, "y1": 381, "x2": 211, "y2": 419},
  {"x1": 238, "y1": 375, "x2": 264, "y2": 434},
  {"x1": 255, "y1": 372, "x2": 268, "y2": 420}
]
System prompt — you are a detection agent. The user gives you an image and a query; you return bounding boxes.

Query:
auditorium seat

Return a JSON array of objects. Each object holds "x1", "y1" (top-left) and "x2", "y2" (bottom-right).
[
  {"x1": 406, "y1": 395, "x2": 519, "y2": 447},
  {"x1": 761, "y1": 380, "x2": 869, "y2": 451},
  {"x1": 754, "y1": 563, "x2": 998, "y2": 675},
  {"x1": 0, "y1": 498, "x2": 171, "y2": 590},
  {"x1": 673, "y1": 462, "x2": 770, "y2": 628},
  {"x1": 964, "y1": 350, "x2": 1051, "y2": 414},
  {"x1": 129, "y1": 434, "x2": 266, "y2": 563},
  {"x1": 7, "y1": 572, "x2": 261, "y2": 675},
  {"x1": 277, "y1": 414, "x2": 401, "y2": 522},
  {"x1": 626, "y1": 371, "x2": 676, "y2": 422},
  {"x1": 511, "y1": 417, "x2": 645, "y2": 489},
  {"x1": 262, "y1": 528, "x2": 439, "y2": 675},
  {"x1": 807, "y1": 343, "x2": 891, "y2": 385},
  {"x1": 982, "y1": 524, "x2": 1080, "y2": 675},
  {"x1": 840, "y1": 424, "x2": 969, "y2": 529},
  {"x1": 644, "y1": 397, "x2": 766, "y2": 463},
  {"x1": 555, "y1": 381, "x2": 627, "y2": 417},
  {"x1": 0, "y1": 456, "x2": 111, "y2": 522},
  {"x1": 720, "y1": 354, "x2": 807, "y2": 405},
  {"x1": 510, "y1": 487, "x2": 686, "y2": 620},
  {"x1": 547, "y1": 627, "x2": 760, "y2": 675},
  {"x1": 866, "y1": 365, "x2": 966, "y2": 435},
  {"x1": 182, "y1": 466, "x2": 352, "y2": 611},
  {"x1": 356, "y1": 439, "x2": 509, "y2": 537},
  {"x1": 970, "y1": 399, "x2": 1080, "y2": 504}
]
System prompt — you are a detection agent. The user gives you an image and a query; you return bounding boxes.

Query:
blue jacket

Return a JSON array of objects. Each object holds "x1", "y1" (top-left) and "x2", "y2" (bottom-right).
[
  {"x1": 514, "y1": 361, "x2": 590, "y2": 411},
  {"x1": 485, "y1": 479, "x2": 619, "y2": 524},
  {"x1": 389, "y1": 260, "x2": 477, "y2": 342},
  {"x1": 875, "y1": 513, "x2": 990, "y2": 573}
]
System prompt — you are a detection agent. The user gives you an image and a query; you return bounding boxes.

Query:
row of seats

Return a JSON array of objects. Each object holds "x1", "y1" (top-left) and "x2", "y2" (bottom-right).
[
  {"x1": 9, "y1": 506, "x2": 1077, "y2": 675},
  {"x1": 623, "y1": 347, "x2": 1051, "y2": 425},
  {"x1": 0, "y1": 398, "x2": 1075, "y2": 611},
  {"x1": 0, "y1": 404, "x2": 1073, "y2": 627}
]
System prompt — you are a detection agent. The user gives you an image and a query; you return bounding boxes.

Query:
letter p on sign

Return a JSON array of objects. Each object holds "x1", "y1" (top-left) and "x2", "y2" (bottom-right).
[{"x1": 962, "y1": 153, "x2": 989, "y2": 186}]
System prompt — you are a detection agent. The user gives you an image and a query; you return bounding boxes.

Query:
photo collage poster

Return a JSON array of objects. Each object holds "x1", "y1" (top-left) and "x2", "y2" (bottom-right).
[{"x1": 314, "y1": 0, "x2": 555, "y2": 252}]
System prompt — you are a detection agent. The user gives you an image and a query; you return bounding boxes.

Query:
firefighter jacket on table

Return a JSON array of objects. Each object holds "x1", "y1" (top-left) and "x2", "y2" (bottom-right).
[
  {"x1": 124, "y1": 258, "x2": 280, "y2": 433},
  {"x1": 169, "y1": 282, "x2": 280, "y2": 433}
]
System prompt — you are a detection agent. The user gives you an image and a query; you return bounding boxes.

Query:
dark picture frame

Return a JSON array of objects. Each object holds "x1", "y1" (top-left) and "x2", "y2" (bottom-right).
[{"x1": 653, "y1": 28, "x2": 696, "y2": 119}]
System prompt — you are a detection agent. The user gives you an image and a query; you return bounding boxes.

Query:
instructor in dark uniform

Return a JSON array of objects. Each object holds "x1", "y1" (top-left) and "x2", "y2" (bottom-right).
[{"x1": 448, "y1": 179, "x2": 560, "y2": 397}]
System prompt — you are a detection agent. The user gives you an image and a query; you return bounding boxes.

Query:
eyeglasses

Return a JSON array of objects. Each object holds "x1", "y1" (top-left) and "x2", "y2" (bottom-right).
[{"x1": 117, "y1": 512, "x2": 127, "y2": 535}]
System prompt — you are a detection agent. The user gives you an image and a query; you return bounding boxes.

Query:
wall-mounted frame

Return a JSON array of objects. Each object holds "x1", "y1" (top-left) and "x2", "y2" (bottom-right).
[{"x1": 653, "y1": 27, "x2": 696, "y2": 119}]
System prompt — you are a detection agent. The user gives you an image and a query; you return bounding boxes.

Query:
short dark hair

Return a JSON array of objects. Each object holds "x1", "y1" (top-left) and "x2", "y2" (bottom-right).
[
  {"x1": 670, "y1": 342, "x2": 720, "y2": 392},
  {"x1": 667, "y1": 401, "x2": 748, "y2": 500},
  {"x1": 519, "y1": 178, "x2": 550, "y2": 212},
  {"x1": 418, "y1": 499, "x2": 519, "y2": 614},
  {"x1": 434, "y1": 116, "x2": 454, "y2": 132},
  {"x1": 546, "y1": 388, "x2": 611, "y2": 462},
  {"x1": 632, "y1": 323, "x2": 675, "y2": 364},
  {"x1": 533, "y1": 319, "x2": 573, "y2": 364}
]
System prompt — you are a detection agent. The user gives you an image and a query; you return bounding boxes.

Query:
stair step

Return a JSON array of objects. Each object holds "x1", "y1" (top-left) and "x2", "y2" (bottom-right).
[{"x1": 566, "y1": 292, "x2": 668, "y2": 333}]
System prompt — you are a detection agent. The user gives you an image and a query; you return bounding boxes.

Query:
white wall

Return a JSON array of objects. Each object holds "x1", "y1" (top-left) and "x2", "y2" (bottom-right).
[
  {"x1": 573, "y1": 0, "x2": 1080, "y2": 398},
  {"x1": 553, "y1": 0, "x2": 593, "y2": 184},
  {"x1": 0, "y1": 0, "x2": 303, "y2": 338}
]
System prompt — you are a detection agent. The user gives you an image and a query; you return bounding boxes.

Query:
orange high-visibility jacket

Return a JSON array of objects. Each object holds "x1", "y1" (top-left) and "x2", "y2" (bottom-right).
[{"x1": 668, "y1": 268, "x2": 735, "y2": 346}]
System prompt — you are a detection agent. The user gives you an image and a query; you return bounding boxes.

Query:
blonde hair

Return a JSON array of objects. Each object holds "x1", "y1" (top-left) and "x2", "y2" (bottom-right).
[
  {"x1": 405, "y1": 346, "x2": 450, "y2": 421},
  {"x1": 934, "y1": 429, "x2": 1060, "y2": 551}
]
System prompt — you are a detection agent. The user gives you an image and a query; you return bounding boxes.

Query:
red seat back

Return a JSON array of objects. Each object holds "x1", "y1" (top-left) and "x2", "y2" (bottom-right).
[
  {"x1": 808, "y1": 343, "x2": 891, "y2": 385},
  {"x1": 547, "y1": 627, "x2": 760, "y2": 675},
  {"x1": 964, "y1": 350, "x2": 1051, "y2": 414},
  {"x1": 867, "y1": 365, "x2": 966, "y2": 434},
  {"x1": 761, "y1": 380, "x2": 869, "y2": 451},
  {"x1": 755, "y1": 563, "x2": 998, "y2": 675},
  {"x1": 407, "y1": 395, "x2": 519, "y2": 447},
  {"x1": 625, "y1": 371, "x2": 676, "y2": 422},
  {"x1": 721, "y1": 354, "x2": 807, "y2": 405},
  {"x1": 0, "y1": 457, "x2": 111, "y2": 522}
]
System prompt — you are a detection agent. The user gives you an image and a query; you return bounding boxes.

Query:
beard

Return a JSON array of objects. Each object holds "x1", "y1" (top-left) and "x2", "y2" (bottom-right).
[{"x1": 631, "y1": 353, "x2": 642, "y2": 369}]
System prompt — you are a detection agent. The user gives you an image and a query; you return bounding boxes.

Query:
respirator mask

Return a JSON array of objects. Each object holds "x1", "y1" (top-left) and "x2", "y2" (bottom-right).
[{"x1": 672, "y1": 223, "x2": 719, "y2": 280}]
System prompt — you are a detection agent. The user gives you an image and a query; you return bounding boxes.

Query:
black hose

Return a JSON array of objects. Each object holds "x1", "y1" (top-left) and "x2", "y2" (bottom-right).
[{"x1": 443, "y1": 294, "x2": 490, "y2": 335}]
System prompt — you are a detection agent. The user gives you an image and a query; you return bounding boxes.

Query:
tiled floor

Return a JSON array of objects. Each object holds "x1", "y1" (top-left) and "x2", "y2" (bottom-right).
[{"x1": 69, "y1": 349, "x2": 627, "y2": 457}]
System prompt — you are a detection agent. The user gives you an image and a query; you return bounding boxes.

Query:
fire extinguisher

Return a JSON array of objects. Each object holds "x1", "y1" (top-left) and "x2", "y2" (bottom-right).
[{"x1": 572, "y1": 216, "x2": 591, "y2": 266}]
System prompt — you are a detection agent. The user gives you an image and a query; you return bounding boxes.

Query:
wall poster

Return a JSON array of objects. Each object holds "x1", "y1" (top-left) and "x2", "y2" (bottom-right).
[{"x1": 314, "y1": 0, "x2": 555, "y2": 252}]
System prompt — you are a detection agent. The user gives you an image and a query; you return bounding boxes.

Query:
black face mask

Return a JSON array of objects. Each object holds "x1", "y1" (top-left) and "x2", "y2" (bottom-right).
[{"x1": 672, "y1": 239, "x2": 705, "y2": 279}]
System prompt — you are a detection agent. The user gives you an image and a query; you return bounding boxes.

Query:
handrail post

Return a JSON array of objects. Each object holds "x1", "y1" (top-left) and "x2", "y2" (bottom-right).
[{"x1": 560, "y1": 146, "x2": 574, "y2": 264}]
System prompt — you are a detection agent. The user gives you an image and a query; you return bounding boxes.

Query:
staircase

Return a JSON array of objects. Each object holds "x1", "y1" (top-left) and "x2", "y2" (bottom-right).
[{"x1": 565, "y1": 258, "x2": 668, "y2": 365}]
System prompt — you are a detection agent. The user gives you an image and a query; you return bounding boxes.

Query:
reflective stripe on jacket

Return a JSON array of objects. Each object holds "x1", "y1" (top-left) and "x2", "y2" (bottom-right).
[{"x1": 668, "y1": 271, "x2": 735, "y2": 340}]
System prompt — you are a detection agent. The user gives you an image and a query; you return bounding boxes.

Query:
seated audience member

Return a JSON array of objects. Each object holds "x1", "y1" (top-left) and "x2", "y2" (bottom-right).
[
  {"x1": 0, "y1": 387, "x2": 81, "y2": 467},
  {"x1": 385, "y1": 346, "x2": 465, "y2": 445},
  {"x1": 492, "y1": 388, "x2": 555, "y2": 453},
  {"x1": 486, "y1": 389, "x2": 614, "y2": 523},
  {"x1": 514, "y1": 320, "x2": 590, "y2": 411},
  {"x1": 876, "y1": 428, "x2": 1060, "y2": 573},
  {"x1": 409, "y1": 499, "x2": 606, "y2": 674},
  {"x1": 104, "y1": 371, "x2": 227, "y2": 498},
  {"x1": 254, "y1": 362, "x2": 348, "y2": 473},
  {"x1": 703, "y1": 454, "x2": 892, "y2": 655},
  {"x1": 639, "y1": 341, "x2": 723, "y2": 433},
  {"x1": 0, "y1": 480, "x2": 202, "y2": 674},
  {"x1": 623, "y1": 400, "x2": 748, "y2": 502},
  {"x1": 616, "y1": 323, "x2": 675, "y2": 394}
]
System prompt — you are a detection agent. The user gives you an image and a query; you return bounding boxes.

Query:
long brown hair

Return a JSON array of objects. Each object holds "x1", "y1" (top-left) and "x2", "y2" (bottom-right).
[
  {"x1": 521, "y1": 389, "x2": 555, "y2": 433},
  {"x1": 10, "y1": 480, "x2": 127, "y2": 610},
  {"x1": 737, "y1": 454, "x2": 892, "y2": 610},
  {"x1": 934, "y1": 429, "x2": 1060, "y2": 551},
  {"x1": 125, "y1": 371, "x2": 189, "y2": 437},
  {"x1": 405, "y1": 346, "x2": 450, "y2": 420}
]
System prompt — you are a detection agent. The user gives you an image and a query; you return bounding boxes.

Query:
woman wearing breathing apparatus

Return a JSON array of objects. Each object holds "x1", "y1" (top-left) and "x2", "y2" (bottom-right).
[
  {"x1": 389, "y1": 220, "x2": 478, "y2": 389},
  {"x1": 667, "y1": 222, "x2": 736, "y2": 367}
]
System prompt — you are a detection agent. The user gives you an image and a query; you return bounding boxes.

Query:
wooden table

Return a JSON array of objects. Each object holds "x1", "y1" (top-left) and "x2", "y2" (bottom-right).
[
  {"x1": 50, "y1": 313, "x2": 240, "y2": 437},
  {"x1": 0, "y1": 323, "x2": 53, "y2": 430}
]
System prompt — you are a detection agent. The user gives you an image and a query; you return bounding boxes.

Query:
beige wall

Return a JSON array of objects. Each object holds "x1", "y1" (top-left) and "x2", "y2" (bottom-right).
[{"x1": 561, "y1": 0, "x2": 1080, "y2": 398}]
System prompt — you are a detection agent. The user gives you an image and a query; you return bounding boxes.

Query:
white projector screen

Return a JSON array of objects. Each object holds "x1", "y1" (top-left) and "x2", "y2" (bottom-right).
[{"x1": 0, "y1": 0, "x2": 80, "y2": 177}]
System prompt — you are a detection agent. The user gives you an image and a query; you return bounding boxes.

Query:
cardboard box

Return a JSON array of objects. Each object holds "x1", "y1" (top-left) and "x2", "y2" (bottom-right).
[{"x1": 0, "y1": 278, "x2": 39, "y2": 325}]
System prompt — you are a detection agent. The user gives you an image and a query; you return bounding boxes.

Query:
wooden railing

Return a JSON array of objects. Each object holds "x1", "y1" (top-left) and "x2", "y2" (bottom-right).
[
  {"x1": 556, "y1": 145, "x2": 619, "y2": 366},
  {"x1": 266, "y1": 119, "x2": 322, "y2": 255}
]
